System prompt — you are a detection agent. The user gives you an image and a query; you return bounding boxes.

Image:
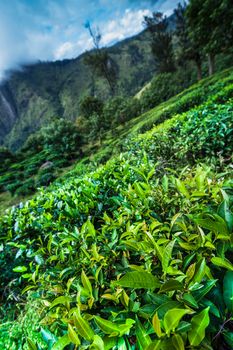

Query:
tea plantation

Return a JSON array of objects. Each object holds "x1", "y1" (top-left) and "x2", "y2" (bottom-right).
[{"x1": 0, "y1": 68, "x2": 233, "y2": 349}]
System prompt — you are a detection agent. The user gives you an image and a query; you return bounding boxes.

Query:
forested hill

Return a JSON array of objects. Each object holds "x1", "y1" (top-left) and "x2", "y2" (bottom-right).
[{"x1": 0, "y1": 29, "x2": 155, "y2": 151}]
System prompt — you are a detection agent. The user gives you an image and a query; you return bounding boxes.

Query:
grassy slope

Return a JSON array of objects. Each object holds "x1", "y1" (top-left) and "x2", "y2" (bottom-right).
[
  {"x1": 0, "y1": 67, "x2": 232, "y2": 213},
  {"x1": 74, "y1": 67, "x2": 233, "y2": 165},
  {"x1": 0, "y1": 67, "x2": 232, "y2": 350}
]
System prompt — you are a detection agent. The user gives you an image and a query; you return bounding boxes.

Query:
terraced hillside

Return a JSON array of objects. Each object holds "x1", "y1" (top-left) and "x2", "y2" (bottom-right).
[{"x1": 0, "y1": 68, "x2": 233, "y2": 350}]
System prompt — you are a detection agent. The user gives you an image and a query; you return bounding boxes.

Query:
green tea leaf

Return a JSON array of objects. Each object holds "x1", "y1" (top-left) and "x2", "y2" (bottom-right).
[
  {"x1": 136, "y1": 318, "x2": 152, "y2": 349},
  {"x1": 27, "y1": 338, "x2": 37, "y2": 350},
  {"x1": 211, "y1": 257, "x2": 233, "y2": 271},
  {"x1": 188, "y1": 307, "x2": 210, "y2": 346},
  {"x1": 164, "y1": 308, "x2": 190, "y2": 335},
  {"x1": 113, "y1": 271, "x2": 160, "y2": 289},
  {"x1": 218, "y1": 200, "x2": 233, "y2": 232},
  {"x1": 13, "y1": 266, "x2": 27, "y2": 273},
  {"x1": 160, "y1": 279, "x2": 183, "y2": 293},
  {"x1": 81, "y1": 270, "x2": 93, "y2": 295},
  {"x1": 50, "y1": 296, "x2": 71, "y2": 309},
  {"x1": 68, "y1": 324, "x2": 80, "y2": 345},
  {"x1": 74, "y1": 311, "x2": 94, "y2": 341},
  {"x1": 176, "y1": 179, "x2": 190, "y2": 198},
  {"x1": 192, "y1": 279, "x2": 217, "y2": 301},
  {"x1": 191, "y1": 258, "x2": 206, "y2": 284},
  {"x1": 51, "y1": 334, "x2": 70, "y2": 350},
  {"x1": 162, "y1": 240, "x2": 175, "y2": 274},
  {"x1": 90, "y1": 335, "x2": 105, "y2": 350},
  {"x1": 152, "y1": 312, "x2": 162, "y2": 338},
  {"x1": 172, "y1": 334, "x2": 184, "y2": 350}
]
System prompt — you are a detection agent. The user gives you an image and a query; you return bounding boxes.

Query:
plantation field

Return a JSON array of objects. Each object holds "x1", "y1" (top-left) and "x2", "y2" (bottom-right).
[{"x1": 0, "y1": 68, "x2": 233, "y2": 349}]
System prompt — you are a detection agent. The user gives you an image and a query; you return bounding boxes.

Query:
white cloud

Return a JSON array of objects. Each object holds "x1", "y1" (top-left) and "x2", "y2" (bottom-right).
[
  {"x1": 54, "y1": 36, "x2": 93, "y2": 60},
  {"x1": 101, "y1": 8, "x2": 151, "y2": 46}
]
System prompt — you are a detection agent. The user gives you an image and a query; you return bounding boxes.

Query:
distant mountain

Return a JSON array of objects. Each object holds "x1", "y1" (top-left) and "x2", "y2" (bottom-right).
[{"x1": 0, "y1": 28, "x2": 159, "y2": 151}]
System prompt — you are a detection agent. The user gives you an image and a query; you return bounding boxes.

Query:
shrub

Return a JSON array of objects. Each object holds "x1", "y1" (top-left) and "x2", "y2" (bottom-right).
[
  {"x1": 6, "y1": 180, "x2": 23, "y2": 196},
  {"x1": 15, "y1": 178, "x2": 35, "y2": 197},
  {"x1": 175, "y1": 102, "x2": 233, "y2": 160},
  {"x1": 140, "y1": 71, "x2": 194, "y2": 112},
  {"x1": 103, "y1": 96, "x2": 141, "y2": 126}
]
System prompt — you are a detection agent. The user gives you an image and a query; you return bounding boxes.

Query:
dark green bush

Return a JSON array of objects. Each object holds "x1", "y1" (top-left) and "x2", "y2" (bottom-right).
[
  {"x1": 41, "y1": 119, "x2": 83, "y2": 160},
  {"x1": 6, "y1": 180, "x2": 23, "y2": 196},
  {"x1": 36, "y1": 172, "x2": 56, "y2": 187},
  {"x1": 79, "y1": 96, "x2": 104, "y2": 118},
  {"x1": 15, "y1": 178, "x2": 35, "y2": 197}
]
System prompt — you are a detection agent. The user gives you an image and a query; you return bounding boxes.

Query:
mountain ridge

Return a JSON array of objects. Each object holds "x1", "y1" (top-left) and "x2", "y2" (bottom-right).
[{"x1": 0, "y1": 28, "x2": 156, "y2": 151}]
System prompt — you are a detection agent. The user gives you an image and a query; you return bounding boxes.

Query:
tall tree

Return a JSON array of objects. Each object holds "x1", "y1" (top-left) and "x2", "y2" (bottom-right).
[
  {"x1": 144, "y1": 12, "x2": 175, "y2": 73},
  {"x1": 84, "y1": 22, "x2": 118, "y2": 95},
  {"x1": 186, "y1": 0, "x2": 233, "y2": 76},
  {"x1": 174, "y1": 2, "x2": 202, "y2": 80}
]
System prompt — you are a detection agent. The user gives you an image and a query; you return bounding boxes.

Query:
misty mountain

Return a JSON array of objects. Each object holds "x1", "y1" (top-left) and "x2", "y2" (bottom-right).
[{"x1": 0, "y1": 28, "x2": 158, "y2": 151}]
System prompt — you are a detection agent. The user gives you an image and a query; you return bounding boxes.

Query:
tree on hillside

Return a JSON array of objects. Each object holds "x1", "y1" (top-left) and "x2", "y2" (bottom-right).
[
  {"x1": 79, "y1": 96, "x2": 103, "y2": 118},
  {"x1": 84, "y1": 22, "x2": 118, "y2": 95},
  {"x1": 186, "y1": 0, "x2": 233, "y2": 76},
  {"x1": 143, "y1": 12, "x2": 175, "y2": 73},
  {"x1": 174, "y1": 2, "x2": 203, "y2": 80}
]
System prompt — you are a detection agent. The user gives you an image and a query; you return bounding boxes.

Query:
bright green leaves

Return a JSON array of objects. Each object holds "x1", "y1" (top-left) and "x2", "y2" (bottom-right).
[
  {"x1": 50, "y1": 296, "x2": 71, "y2": 309},
  {"x1": 27, "y1": 338, "x2": 37, "y2": 350},
  {"x1": 51, "y1": 334, "x2": 70, "y2": 350},
  {"x1": 67, "y1": 324, "x2": 80, "y2": 346},
  {"x1": 113, "y1": 271, "x2": 160, "y2": 289},
  {"x1": 211, "y1": 257, "x2": 233, "y2": 271},
  {"x1": 162, "y1": 240, "x2": 176, "y2": 274},
  {"x1": 175, "y1": 179, "x2": 190, "y2": 199},
  {"x1": 164, "y1": 308, "x2": 190, "y2": 336},
  {"x1": 81, "y1": 269, "x2": 95, "y2": 308},
  {"x1": 152, "y1": 313, "x2": 162, "y2": 338},
  {"x1": 90, "y1": 335, "x2": 105, "y2": 350},
  {"x1": 95, "y1": 316, "x2": 135, "y2": 337},
  {"x1": 172, "y1": 334, "x2": 185, "y2": 350},
  {"x1": 191, "y1": 258, "x2": 206, "y2": 284},
  {"x1": 81, "y1": 270, "x2": 93, "y2": 294},
  {"x1": 192, "y1": 213, "x2": 229, "y2": 239},
  {"x1": 136, "y1": 318, "x2": 152, "y2": 349},
  {"x1": 73, "y1": 311, "x2": 95, "y2": 342},
  {"x1": 13, "y1": 265, "x2": 27, "y2": 273},
  {"x1": 188, "y1": 307, "x2": 210, "y2": 346}
]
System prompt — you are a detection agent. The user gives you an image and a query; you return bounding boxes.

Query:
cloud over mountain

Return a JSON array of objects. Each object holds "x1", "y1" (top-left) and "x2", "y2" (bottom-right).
[{"x1": 0, "y1": 0, "x2": 180, "y2": 79}]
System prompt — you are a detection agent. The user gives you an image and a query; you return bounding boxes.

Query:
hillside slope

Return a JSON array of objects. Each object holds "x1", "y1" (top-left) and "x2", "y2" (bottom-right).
[{"x1": 0, "y1": 68, "x2": 232, "y2": 350}]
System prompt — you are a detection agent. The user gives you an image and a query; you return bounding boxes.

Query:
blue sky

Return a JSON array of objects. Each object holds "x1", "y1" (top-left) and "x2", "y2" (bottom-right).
[{"x1": 0, "y1": 0, "x2": 181, "y2": 79}]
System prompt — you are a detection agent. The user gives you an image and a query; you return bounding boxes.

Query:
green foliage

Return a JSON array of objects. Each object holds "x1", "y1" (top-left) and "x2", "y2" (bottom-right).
[
  {"x1": 144, "y1": 12, "x2": 175, "y2": 73},
  {"x1": 0, "y1": 67, "x2": 233, "y2": 350},
  {"x1": 103, "y1": 96, "x2": 141, "y2": 126},
  {"x1": 40, "y1": 118, "x2": 83, "y2": 159},
  {"x1": 186, "y1": 0, "x2": 233, "y2": 75},
  {"x1": 174, "y1": 102, "x2": 233, "y2": 159},
  {"x1": 140, "y1": 71, "x2": 194, "y2": 112},
  {"x1": 0, "y1": 300, "x2": 46, "y2": 350}
]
